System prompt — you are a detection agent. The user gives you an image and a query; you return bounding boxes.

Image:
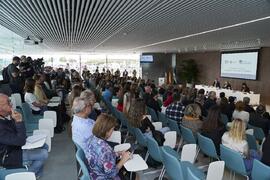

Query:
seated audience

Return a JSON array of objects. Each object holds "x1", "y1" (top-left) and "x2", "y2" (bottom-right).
[
  {"x1": 68, "y1": 84, "x2": 83, "y2": 108},
  {"x1": 232, "y1": 101, "x2": 249, "y2": 124},
  {"x1": 261, "y1": 135, "x2": 270, "y2": 166},
  {"x1": 249, "y1": 110, "x2": 269, "y2": 137},
  {"x1": 256, "y1": 104, "x2": 270, "y2": 120},
  {"x1": 80, "y1": 89, "x2": 99, "y2": 121},
  {"x1": 243, "y1": 97, "x2": 255, "y2": 113},
  {"x1": 223, "y1": 81, "x2": 232, "y2": 89},
  {"x1": 128, "y1": 98, "x2": 169, "y2": 137},
  {"x1": 146, "y1": 89, "x2": 161, "y2": 113},
  {"x1": 85, "y1": 114, "x2": 132, "y2": 179},
  {"x1": 212, "y1": 78, "x2": 221, "y2": 88},
  {"x1": 222, "y1": 119, "x2": 261, "y2": 173},
  {"x1": 182, "y1": 103, "x2": 203, "y2": 133},
  {"x1": 194, "y1": 88, "x2": 205, "y2": 108},
  {"x1": 201, "y1": 106, "x2": 226, "y2": 155},
  {"x1": 227, "y1": 96, "x2": 236, "y2": 121},
  {"x1": 71, "y1": 97, "x2": 95, "y2": 150},
  {"x1": 0, "y1": 93, "x2": 48, "y2": 178},
  {"x1": 102, "y1": 82, "x2": 113, "y2": 102},
  {"x1": 24, "y1": 78, "x2": 47, "y2": 115},
  {"x1": 241, "y1": 82, "x2": 250, "y2": 93},
  {"x1": 33, "y1": 74, "x2": 49, "y2": 104},
  {"x1": 165, "y1": 92, "x2": 185, "y2": 124},
  {"x1": 202, "y1": 91, "x2": 217, "y2": 117}
]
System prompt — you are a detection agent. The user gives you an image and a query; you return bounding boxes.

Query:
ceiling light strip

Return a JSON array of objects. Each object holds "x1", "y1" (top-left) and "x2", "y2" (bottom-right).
[{"x1": 121, "y1": 15, "x2": 270, "y2": 51}]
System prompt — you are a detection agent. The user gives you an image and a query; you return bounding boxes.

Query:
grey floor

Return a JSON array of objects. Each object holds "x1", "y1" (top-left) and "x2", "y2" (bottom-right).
[
  {"x1": 40, "y1": 129, "x2": 77, "y2": 180},
  {"x1": 39, "y1": 130, "x2": 245, "y2": 180}
]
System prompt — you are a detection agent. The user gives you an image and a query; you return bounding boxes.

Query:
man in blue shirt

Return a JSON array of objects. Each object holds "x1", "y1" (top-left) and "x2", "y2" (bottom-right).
[
  {"x1": 102, "y1": 82, "x2": 113, "y2": 102},
  {"x1": 71, "y1": 97, "x2": 95, "y2": 151}
]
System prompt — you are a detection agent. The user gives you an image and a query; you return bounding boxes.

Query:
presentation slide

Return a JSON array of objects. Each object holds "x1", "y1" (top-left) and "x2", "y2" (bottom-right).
[{"x1": 220, "y1": 51, "x2": 258, "y2": 80}]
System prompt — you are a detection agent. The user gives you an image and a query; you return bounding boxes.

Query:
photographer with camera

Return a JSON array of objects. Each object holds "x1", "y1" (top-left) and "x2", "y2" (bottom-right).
[{"x1": 19, "y1": 56, "x2": 34, "y2": 79}]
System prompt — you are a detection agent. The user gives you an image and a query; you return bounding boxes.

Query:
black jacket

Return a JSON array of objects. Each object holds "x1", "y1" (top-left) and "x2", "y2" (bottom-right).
[{"x1": 0, "y1": 118, "x2": 26, "y2": 168}]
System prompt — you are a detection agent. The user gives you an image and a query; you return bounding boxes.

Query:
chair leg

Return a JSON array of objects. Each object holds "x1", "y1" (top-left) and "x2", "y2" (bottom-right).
[
  {"x1": 158, "y1": 166, "x2": 165, "y2": 180},
  {"x1": 229, "y1": 170, "x2": 232, "y2": 180},
  {"x1": 145, "y1": 151, "x2": 149, "y2": 162},
  {"x1": 233, "y1": 172, "x2": 235, "y2": 180},
  {"x1": 177, "y1": 138, "x2": 183, "y2": 152},
  {"x1": 194, "y1": 147, "x2": 200, "y2": 161}
]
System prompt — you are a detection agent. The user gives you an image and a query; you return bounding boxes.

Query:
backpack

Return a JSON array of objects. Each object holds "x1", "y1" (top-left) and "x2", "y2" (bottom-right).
[{"x1": 2, "y1": 66, "x2": 9, "y2": 83}]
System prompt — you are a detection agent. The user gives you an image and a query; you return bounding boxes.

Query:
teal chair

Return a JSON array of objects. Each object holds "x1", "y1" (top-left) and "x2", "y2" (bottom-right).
[
  {"x1": 220, "y1": 113, "x2": 229, "y2": 125},
  {"x1": 251, "y1": 159, "x2": 270, "y2": 180},
  {"x1": 220, "y1": 144, "x2": 249, "y2": 179},
  {"x1": 246, "y1": 134, "x2": 258, "y2": 150},
  {"x1": 167, "y1": 118, "x2": 183, "y2": 151},
  {"x1": 197, "y1": 133, "x2": 219, "y2": 160},
  {"x1": 147, "y1": 106, "x2": 158, "y2": 122},
  {"x1": 76, "y1": 148, "x2": 92, "y2": 180},
  {"x1": 21, "y1": 103, "x2": 42, "y2": 123},
  {"x1": 157, "y1": 111, "x2": 168, "y2": 126},
  {"x1": 187, "y1": 168, "x2": 201, "y2": 180},
  {"x1": 146, "y1": 136, "x2": 180, "y2": 179},
  {"x1": 248, "y1": 124, "x2": 265, "y2": 142},
  {"x1": 160, "y1": 146, "x2": 205, "y2": 180},
  {"x1": 16, "y1": 107, "x2": 38, "y2": 134},
  {"x1": 180, "y1": 124, "x2": 196, "y2": 144},
  {"x1": 0, "y1": 168, "x2": 27, "y2": 180}
]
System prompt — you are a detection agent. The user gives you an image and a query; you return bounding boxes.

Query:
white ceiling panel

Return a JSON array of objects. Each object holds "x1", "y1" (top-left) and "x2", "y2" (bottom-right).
[{"x1": 0, "y1": 0, "x2": 270, "y2": 53}]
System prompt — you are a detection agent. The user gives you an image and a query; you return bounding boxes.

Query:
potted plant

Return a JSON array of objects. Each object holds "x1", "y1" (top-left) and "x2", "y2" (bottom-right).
[{"x1": 179, "y1": 59, "x2": 199, "y2": 87}]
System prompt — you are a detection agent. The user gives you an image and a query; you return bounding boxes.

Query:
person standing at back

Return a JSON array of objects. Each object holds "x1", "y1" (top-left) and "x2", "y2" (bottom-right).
[{"x1": 7, "y1": 56, "x2": 21, "y2": 83}]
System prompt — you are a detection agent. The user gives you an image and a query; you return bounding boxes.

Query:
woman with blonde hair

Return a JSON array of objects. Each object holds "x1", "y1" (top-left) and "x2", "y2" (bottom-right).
[
  {"x1": 222, "y1": 118, "x2": 261, "y2": 173},
  {"x1": 182, "y1": 103, "x2": 203, "y2": 133}
]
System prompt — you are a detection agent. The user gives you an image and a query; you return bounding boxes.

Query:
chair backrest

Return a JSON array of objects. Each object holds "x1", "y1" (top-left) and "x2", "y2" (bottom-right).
[
  {"x1": 157, "y1": 111, "x2": 168, "y2": 126},
  {"x1": 197, "y1": 133, "x2": 219, "y2": 159},
  {"x1": 251, "y1": 159, "x2": 270, "y2": 180},
  {"x1": 180, "y1": 124, "x2": 196, "y2": 144},
  {"x1": 167, "y1": 119, "x2": 181, "y2": 136},
  {"x1": 220, "y1": 113, "x2": 229, "y2": 125},
  {"x1": 164, "y1": 131, "x2": 177, "y2": 148},
  {"x1": 11, "y1": 93, "x2": 22, "y2": 108},
  {"x1": 187, "y1": 168, "x2": 200, "y2": 180},
  {"x1": 134, "y1": 128, "x2": 147, "y2": 147},
  {"x1": 152, "y1": 122, "x2": 162, "y2": 130},
  {"x1": 220, "y1": 144, "x2": 247, "y2": 176},
  {"x1": 146, "y1": 136, "x2": 162, "y2": 162},
  {"x1": 9, "y1": 96, "x2": 16, "y2": 110},
  {"x1": 107, "y1": 131, "x2": 121, "y2": 144},
  {"x1": 181, "y1": 144, "x2": 197, "y2": 164},
  {"x1": 206, "y1": 161, "x2": 225, "y2": 180},
  {"x1": 148, "y1": 107, "x2": 158, "y2": 122},
  {"x1": 76, "y1": 148, "x2": 91, "y2": 180},
  {"x1": 118, "y1": 111, "x2": 128, "y2": 127},
  {"x1": 43, "y1": 111, "x2": 57, "y2": 128},
  {"x1": 246, "y1": 134, "x2": 258, "y2": 150},
  {"x1": 160, "y1": 147, "x2": 184, "y2": 180},
  {"x1": 5, "y1": 172, "x2": 36, "y2": 180},
  {"x1": 33, "y1": 129, "x2": 51, "y2": 152},
  {"x1": 38, "y1": 118, "x2": 54, "y2": 138},
  {"x1": 21, "y1": 103, "x2": 35, "y2": 123},
  {"x1": 245, "y1": 128, "x2": 254, "y2": 135}
]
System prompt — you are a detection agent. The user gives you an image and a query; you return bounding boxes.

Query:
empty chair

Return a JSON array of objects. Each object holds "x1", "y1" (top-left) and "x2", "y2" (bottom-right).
[
  {"x1": 38, "y1": 118, "x2": 54, "y2": 138},
  {"x1": 220, "y1": 144, "x2": 248, "y2": 179},
  {"x1": 251, "y1": 159, "x2": 270, "y2": 180},
  {"x1": 107, "y1": 131, "x2": 121, "y2": 144},
  {"x1": 206, "y1": 161, "x2": 225, "y2": 180},
  {"x1": 5, "y1": 172, "x2": 36, "y2": 180},
  {"x1": 43, "y1": 111, "x2": 57, "y2": 128},
  {"x1": 197, "y1": 133, "x2": 219, "y2": 160},
  {"x1": 11, "y1": 93, "x2": 22, "y2": 108},
  {"x1": 160, "y1": 146, "x2": 205, "y2": 180},
  {"x1": 76, "y1": 148, "x2": 92, "y2": 180},
  {"x1": 33, "y1": 129, "x2": 51, "y2": 152}
]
